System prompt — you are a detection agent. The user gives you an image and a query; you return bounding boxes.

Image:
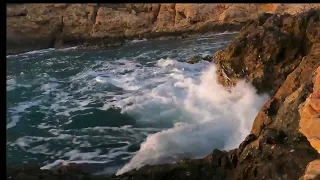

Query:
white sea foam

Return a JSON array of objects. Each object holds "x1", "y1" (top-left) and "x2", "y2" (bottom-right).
[
  {"x1": 6, "y1": 115, "x2": 21, "y2": 129},
  {"x1": 40, "y1": 159, "x2": 111, "y2": 170},
  {"x1": 6, "y1": 77, "x2": 18, "y2": 91},
  {"x1": 6, "y1": 48, "x2": 55, "y2": 58},
  {"x1": 6, "y1": 46, "x2": 79, "y2": 58},
  {"x1": 7, "y1": 100, "x2": 42, "y2": 129},
  {"x1": 8, "y1": 32, "x2": 265, "y2": 173},
  {"x1": 129, "y1": 39, "x2": 148, "y2": 44},
  {"x1": 116, "y1": 59, "x2": 268, "y2": 175},
  {"x1": 59, "y1": 46, "x2": 79, "y2": 51},
  {"x1": 8, "y1": 56, "x2": 267, "y2": 173},
  {"x1": 27, "y1": 144, "x2": 54, "y2": 155},
  {"x1": 41, "y1": 83, "x2": 59, "y2": 93}
]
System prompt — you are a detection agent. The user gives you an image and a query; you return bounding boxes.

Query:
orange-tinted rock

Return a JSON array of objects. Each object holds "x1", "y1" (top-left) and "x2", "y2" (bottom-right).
[
  {"x1": 299, "y1": 66, "x2": 320, "y2": 153},
  {"x1": 213, "y1": 9, "x2": 320, "y2": 94},
  {"x1": 310, "y1": 91, "x2": 320, "y2": 112},
  {"x1": 6, "y1": 3, "x2": 320, "y2": 54},
  {"x1": 251, "y1": 53, "x2": 320, "y2": 137},
  {"x1": 301, "y1": 159, "x2": 320, "y2": 180}
]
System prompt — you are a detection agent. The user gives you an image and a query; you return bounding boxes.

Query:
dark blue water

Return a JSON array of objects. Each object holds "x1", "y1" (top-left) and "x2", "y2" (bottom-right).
[{"x1": 6, "y1": 32, "x2": 239, "y2": 174}]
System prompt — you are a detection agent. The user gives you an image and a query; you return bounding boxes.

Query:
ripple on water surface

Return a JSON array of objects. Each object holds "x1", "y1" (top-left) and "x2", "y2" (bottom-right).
[{"x1": 6, "y1": 32, "x2": 267, "y2": 174}]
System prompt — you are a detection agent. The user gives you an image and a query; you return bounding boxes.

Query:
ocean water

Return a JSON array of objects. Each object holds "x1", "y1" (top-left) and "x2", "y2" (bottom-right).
[{"x1": 6, "y1": 32, "x2": 268, "y2": 175}]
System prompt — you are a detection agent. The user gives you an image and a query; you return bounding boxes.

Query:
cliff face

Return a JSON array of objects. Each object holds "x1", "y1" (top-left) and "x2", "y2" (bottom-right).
[
  {"x1": 6, "y1": 3, "x2": 320, "y2": 55},
  {"x1": 213, "y1": 8, "x2": 320, "y2": 180},
  {"x1": 214, "y1": 9, "x2": 320, "y2": 94}
]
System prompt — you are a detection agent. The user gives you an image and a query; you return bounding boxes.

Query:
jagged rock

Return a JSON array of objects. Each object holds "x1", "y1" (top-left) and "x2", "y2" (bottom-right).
[{"x1": 213, "y1": 9, "x2": 320, "y2": 94}]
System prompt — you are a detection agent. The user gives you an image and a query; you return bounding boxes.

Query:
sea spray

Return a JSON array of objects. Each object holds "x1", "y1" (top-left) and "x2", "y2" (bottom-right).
[
  {"x1": 117, "y1": 60, "x2": 268, "y2": 175},
  {"x1": 7, "y1": 32, "x2": 252, "y2": 173}
]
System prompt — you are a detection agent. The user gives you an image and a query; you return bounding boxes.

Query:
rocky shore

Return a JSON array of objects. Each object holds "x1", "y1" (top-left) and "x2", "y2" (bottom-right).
[
  {"x1": 6, "y1": 4, "x2": 320, "y2": 180},
  {"x1": 6, "y1": 3, "x2": 320, "y2": 55},
  {"x1": 110, "y1": 8, "x2": 320, "y2": 180}
]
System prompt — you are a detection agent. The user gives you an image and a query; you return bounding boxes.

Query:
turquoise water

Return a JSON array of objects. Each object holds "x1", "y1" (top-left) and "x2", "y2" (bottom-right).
[{"x1": 7, "y1": 32, "x2": 244, "y2": 174}]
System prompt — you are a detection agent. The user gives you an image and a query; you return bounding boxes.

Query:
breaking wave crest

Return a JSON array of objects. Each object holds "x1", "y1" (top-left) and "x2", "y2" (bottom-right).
[
  {"x1": 116, "y1": 59, "x2": 268, "y2": 175},
  {"x1": 6, "y1": 32, "x2": 268, "y2": 174}
]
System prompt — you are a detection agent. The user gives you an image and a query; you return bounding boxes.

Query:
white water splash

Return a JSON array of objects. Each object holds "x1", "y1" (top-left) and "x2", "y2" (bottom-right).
[
  {"x1": 8, "y1": 32, "x2": 264, "y2": 173},
  {"x1": 117, "y1": 59, "x2": 268, "y2": 175},
  {"x1": 6, "y1": 46, "x2": 79, "y2": 58}
]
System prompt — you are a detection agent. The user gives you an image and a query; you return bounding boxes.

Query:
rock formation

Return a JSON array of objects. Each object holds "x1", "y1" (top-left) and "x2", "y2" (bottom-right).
[
  {"x1": 299, "y1": 66, "x2": 320, "y2": 153},
  {"x1": 6, "y1": 5, "x2": 320, "y2": 180},
  {"x1": 301, "y1": 159, "x2": 320, "y2": 180},
  {"x1": 6, "y1": 3, "x2": 320, "y2": 55},
  {"x1": 108, "y1": 8, "x2": 320, "y2": 180},
  {"x1": 214, "y1": 8, "x2": 320, "y2": 94},
  {"x1": 186, "y1": 55, "x2": 212, "y2": 64}
]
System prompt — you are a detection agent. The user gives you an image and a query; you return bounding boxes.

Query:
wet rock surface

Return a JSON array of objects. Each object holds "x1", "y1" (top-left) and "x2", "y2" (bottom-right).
[{"x1": 186, "y1": 55, "x2": 212, "y2": 64}]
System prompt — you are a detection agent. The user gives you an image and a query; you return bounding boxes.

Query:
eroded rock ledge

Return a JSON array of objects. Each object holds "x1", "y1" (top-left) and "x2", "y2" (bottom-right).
[
  {"x1": 6, "y1": 3, "x2": 320, "y2": 55},
  {"x1": 6, "y1": 6, "x2": 320, "y2": 180}
]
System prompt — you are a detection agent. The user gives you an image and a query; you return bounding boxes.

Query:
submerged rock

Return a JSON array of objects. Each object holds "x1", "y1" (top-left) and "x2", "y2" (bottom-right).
[{"x1": 186, "y1": 55, "x2": 211, "y2": 64}]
